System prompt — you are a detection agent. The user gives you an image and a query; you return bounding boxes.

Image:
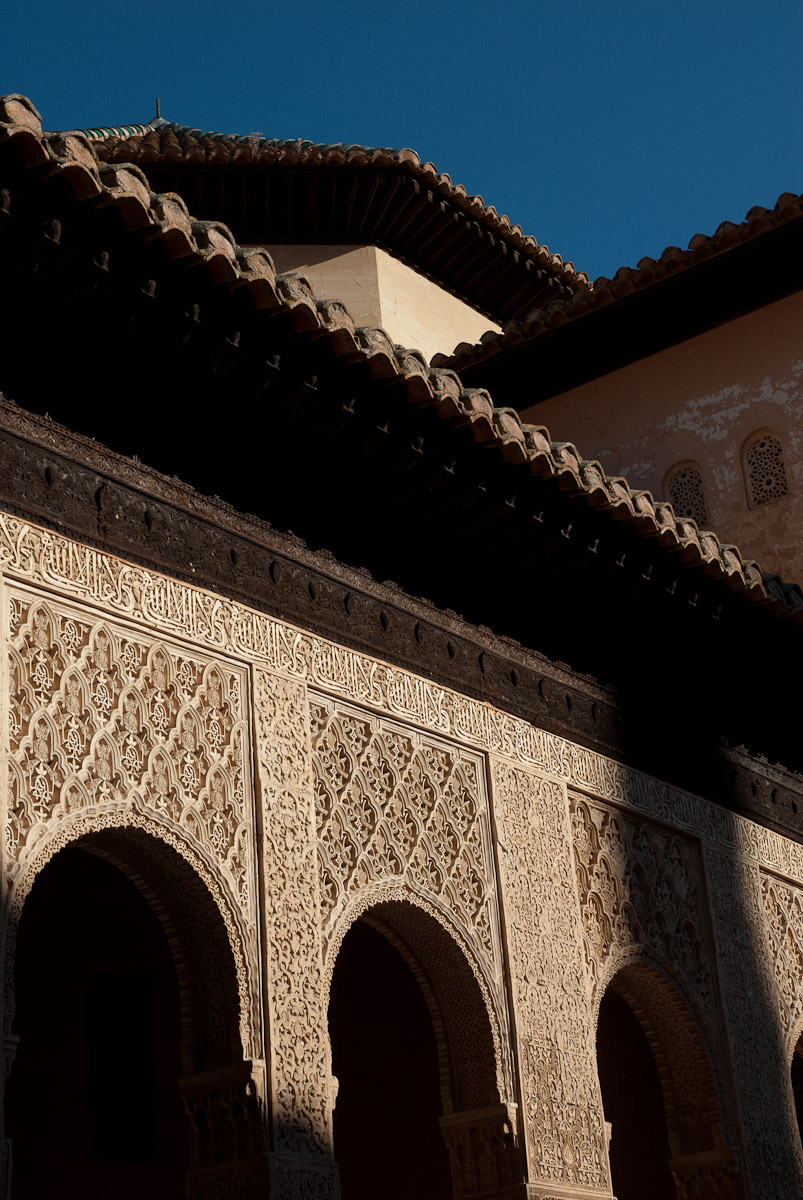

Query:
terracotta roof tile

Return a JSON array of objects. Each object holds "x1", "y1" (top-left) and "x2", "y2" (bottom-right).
[
  {"x1": 61, "y1": 115, "x2": 590, "y2": 293},
  {"x1": 3, "y1": 93, "x2": 802, "y2": 623},
  {"x1": 434, "y1": 190, "x2": 803, "y2": 373}
]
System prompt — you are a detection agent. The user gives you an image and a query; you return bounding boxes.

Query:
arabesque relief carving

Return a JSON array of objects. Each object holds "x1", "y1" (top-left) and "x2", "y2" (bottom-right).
[
  {"x1": 3, "y1": 515, "x2": 803, "y2": 896},
  {"x1": 490, "y1": 760, "x2": 609, "y2": 1193},
  {"x1": 310, "y1": 693, "x2": 519, "y2": 1174},
  {"x1": 570, "y1": 795, "x2": 747, "y2": 1193},
  {"x1": 309, "y1": 695, "x2": 501, "y2": 983},
  {"x1": 2, "y1": 588, "x2": 261, "y2": 1059},
  {"x1": 704, "y1": 848, "x2": 803, "y2": 1199},
  {"x1": 6, "y1": 590, "x2": 253, "y2": 904},
  {"x1": 570, "y1": 794, "x2": 710, "y2": 1008},
  {"x1": 253, "y1": 667, "x2": 338, "y2": 1196},
  {"x1": 3, "y1": 518, "x2": 803, "y2": 1198},
  {"x1": 761, "y1": 874, "x2": 803, "y2": 1056}
]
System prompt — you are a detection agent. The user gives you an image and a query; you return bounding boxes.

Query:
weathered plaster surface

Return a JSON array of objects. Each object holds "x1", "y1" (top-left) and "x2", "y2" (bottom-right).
[{"x1": 522, "y1": 292, "x2": 803, "y2": 582}]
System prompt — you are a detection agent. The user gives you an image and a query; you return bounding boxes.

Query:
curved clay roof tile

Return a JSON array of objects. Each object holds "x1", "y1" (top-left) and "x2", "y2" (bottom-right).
[{"x1": 4, "y1": 93, "x2": 799, "y2": 618}]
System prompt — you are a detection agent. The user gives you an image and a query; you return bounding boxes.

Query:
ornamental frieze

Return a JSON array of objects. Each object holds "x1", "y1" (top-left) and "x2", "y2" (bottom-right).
[{"x1": 1, "y1": 515, "x2": 802, "y2": 898}]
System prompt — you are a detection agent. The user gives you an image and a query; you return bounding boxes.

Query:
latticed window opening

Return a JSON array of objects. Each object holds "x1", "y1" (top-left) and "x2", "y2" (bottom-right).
[
  {"x1": 745, "y1": 433, "x2": 789, "y2": 507},
  {"x1": 666, "y1": 463, "x2": 708, "y2": 526}
]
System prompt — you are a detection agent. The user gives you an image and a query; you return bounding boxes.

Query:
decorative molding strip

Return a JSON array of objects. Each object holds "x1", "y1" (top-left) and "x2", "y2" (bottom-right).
[{"x1": 2, "y1": 515, "x2": 802, "y2": 889}]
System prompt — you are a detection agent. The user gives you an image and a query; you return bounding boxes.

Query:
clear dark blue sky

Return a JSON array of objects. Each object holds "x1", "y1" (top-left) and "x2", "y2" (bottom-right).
[{"x1": 4, "y1": 0, "x2": 801, "y2": 281}]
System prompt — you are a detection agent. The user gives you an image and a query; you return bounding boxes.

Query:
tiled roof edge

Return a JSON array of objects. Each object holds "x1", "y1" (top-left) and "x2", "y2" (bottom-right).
[
  {"x1": 73, "y1": 117, "x2": 591, "y2": 291},
  {"x1": 70, "y1": 122, "x2": 158, "y2": 141},
  {"x1": 2, "y1": 92, "x2": 801, "y2": 621},
  {"x1": 436, "y1": 190, "x2": 803, "y2": 372}
]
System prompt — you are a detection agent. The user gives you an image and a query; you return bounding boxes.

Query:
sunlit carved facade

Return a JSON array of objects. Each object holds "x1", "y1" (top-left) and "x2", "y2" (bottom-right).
[{"x1": 2, "y1": 93, "x2": 803, "y2": 1200}]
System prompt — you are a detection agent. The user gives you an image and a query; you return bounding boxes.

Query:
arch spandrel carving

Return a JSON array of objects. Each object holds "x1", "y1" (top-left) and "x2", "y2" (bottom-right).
[
  {"x1": 569, "y1": 793, "x2": 714, "y2": 1020},
  {"x1": 309, "y1": 692, "x2": 512, "y2": 1090},
  {"x1": 1, "y1": 587, "x2": 263, "y2": 1063},
  {"x1": 569, "y1": 791, "x2": 746, "y2": 1192}
]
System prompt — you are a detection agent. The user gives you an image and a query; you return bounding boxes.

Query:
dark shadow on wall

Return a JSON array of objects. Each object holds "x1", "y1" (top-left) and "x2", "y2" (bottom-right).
[{"x1": 612, "y1": 769, "x2": 803, "y2": 1198}]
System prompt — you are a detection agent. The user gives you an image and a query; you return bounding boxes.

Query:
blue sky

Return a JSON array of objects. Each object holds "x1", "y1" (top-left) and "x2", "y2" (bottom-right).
[{"x1": 4, "y1": 0, "x2": 801, "y2": 280}]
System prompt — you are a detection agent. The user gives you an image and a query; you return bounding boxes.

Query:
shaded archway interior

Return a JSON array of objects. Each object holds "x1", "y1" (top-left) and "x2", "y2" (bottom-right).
[
  {"x1": 597, "y1": 986, "x2": 677, "y2": 1200},
  {"x1": 359, "y1": 899, "x2": 500, "y2": 1112},
  {"x1": 7, "y1": 844, "x2": 188, "y2": 1200},
  {"x1": 597, "y1": 963, "x2": 733, "y2": 1200},
  {"x1": 6, "y1": 827, "x2": 253, "y2": 1200},
  {"x1": 328, "y1": 919, "x2": 453, "y2": 1200},
  {"x1": 327, "y1": 900, "x2": 509, "y2": 1200}
]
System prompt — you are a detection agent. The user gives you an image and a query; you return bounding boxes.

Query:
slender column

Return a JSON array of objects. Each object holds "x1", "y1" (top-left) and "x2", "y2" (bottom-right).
[
  {"x1": 490, "y1": 760, "x2": 612, "y2": 1200},
  {"x1": 253, "y1": 667, "x2": 339, "y2": 1199},
  {"x1": 0, "y1": 1034, "x2": 17, "y2": 1200}
]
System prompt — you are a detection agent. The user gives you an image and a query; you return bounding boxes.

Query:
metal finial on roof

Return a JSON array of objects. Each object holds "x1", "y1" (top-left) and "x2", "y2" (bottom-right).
[{"x1": 156, "y1": 98, "x2": 161, "y2": 119}]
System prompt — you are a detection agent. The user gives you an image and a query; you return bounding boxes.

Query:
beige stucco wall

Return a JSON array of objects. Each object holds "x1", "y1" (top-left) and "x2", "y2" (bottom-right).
[
  {"x1": 266, "y1": 244, "x2": 499, "y2": 364},
  {"x1": 521, "y1": 291, "x2": 803, "y2": 583}
]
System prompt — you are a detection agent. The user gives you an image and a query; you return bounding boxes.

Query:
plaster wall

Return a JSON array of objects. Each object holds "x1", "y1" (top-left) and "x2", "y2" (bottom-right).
[
  {"x1": 266, "y1": 244, "x2": 499, "y2": 364},
  {"x1": 520, "y1": 291, "x2": 803, "y2": 582}
]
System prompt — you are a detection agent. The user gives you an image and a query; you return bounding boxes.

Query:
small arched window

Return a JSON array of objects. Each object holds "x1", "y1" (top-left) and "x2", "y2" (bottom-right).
[
  {"x1": 744, "y1": 431, "x2": 789, "y2": 508},
  {"x1": 665, "y1": 462, "x2": 709, "y2": 527}
]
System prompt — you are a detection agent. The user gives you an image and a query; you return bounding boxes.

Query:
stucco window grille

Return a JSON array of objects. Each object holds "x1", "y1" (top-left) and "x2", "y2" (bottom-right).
[
  {"x1": 745, "y1": 433, "x2": 789, "y2": 508},
  {"x1": 666, "y1": 463, "x2": 708, "y2": 526}
]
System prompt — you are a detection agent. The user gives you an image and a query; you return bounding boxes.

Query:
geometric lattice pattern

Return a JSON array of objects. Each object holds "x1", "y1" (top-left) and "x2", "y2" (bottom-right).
[
  {"x1": 310, "y1": 694, "x2": 499, "y2": 976},
  {"x1": 5, "y1": 591, "x2": 251, "y2": 911},
  {"x1": 745, "y1": 433, "x2": 789, "y2": 507},
  {"x1": 667, "y1": 462, "x2": 709, "y2": 526}
]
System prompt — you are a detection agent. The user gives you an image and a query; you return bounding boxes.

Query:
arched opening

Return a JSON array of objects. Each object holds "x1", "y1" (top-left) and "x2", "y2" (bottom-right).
[
  {"x1": 328, "y1": 899, "x2": 519, "y2": 1200},
  {"x1": 5, "y1": 827, "x2": 262, "y2": 1200},
  {"x1": 329, "y1": 920, "x2": 452, "y2": 1200},
  {"x1": 7, "y1": 845, "x2": 187, "y2": 1199},
  {"x1": 596, "y1": 963, "x2": 739, "y2": 1200},
  {"x1": 597, "y1": 987, "x2": 676, "y2": 1200},
  {"x1": 791, "y1": 1034, "x2": 803, "y2": 1150}
]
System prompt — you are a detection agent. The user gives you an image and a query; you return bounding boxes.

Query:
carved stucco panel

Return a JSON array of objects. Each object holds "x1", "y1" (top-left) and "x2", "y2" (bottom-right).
[
  {"x1": 490, "y1": 758, "x2": 610, "y2": 1194},
  {"x1": 2, "y1": 585, "x2": 262, "y2": 1059},
  {"x1": 4, "y1": 516, "x2": 803, "y2": 1197},
  {"x1": 309, "y1": 693, "x2": 515, "y2": 1111},
  {"x1": 253, "y1": 667, "x2": 334, "y2": 1177},
  {"x1": 761, "y1": 873, "x2": 803, "y2": 1058},
  {"x1": 569, "y1": 793, "x2": 714, "y2": 1015},
  {"x1": 310, "y1": 698, "x2": 498, "y2": 964},
  {"x1": 704, "y1": 847, "x2": 803, "y2": 1199},
  {"x1": 4, "y1": 515, "x2": 803, "y2": 894}
]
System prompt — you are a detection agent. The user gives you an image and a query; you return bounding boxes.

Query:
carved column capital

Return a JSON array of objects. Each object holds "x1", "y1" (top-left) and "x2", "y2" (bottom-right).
[
  {"x1": 440, "y1": 1102, "x2": 526, "y2": 1198},
  {"x1": 670, "y1": 1144, "x2": 746, "y2": 1200}
]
